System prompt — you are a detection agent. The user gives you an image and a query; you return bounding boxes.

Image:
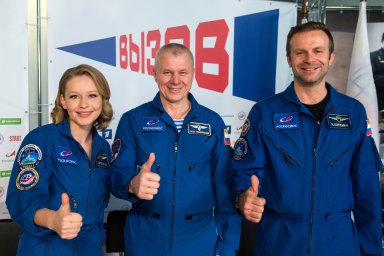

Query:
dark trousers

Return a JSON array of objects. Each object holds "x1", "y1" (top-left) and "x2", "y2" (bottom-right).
[{"x1": 238, "y1": 219, "x2": 258, "y2": 256}]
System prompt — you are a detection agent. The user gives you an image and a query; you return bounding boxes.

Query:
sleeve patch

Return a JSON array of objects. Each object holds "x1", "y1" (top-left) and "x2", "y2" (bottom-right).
[
  {"x1": 233, "y1": 138, "x2": 248, "y2": 160},
  {"x1": 16, "y1": 168, "x2": 39, "y2": 190},
  {"x1": 111, "y1": 139, "x2": 121, "y2": 162},
  {"x1": 17, "y1": 144, "x2": 42, "y2": 169}
]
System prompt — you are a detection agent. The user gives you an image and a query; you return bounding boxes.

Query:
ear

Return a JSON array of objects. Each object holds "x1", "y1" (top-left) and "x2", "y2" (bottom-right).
[
  {"x1": 286, "y1": 55, "x2": 292, "y2": 68},
  {"x1": 60, "y1": 94, "x2": 67, "y2": 109},
  {"x1": 153, "y1": 71, "x2": 158, "y2": 83},
  {"x1": 329, "y1": 52, "x2": 335, "y2": 66}
]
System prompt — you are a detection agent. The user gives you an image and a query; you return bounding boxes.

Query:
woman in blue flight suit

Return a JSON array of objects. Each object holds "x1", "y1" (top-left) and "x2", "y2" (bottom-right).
[{"x1": 6, "y1": 64, "x2": 113, "y2": 256}]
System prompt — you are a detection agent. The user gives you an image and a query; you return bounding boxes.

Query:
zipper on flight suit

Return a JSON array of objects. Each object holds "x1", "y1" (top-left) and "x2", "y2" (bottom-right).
[
  {"x1": 83, "y1": 150, "x2": 100, "y2": 223},
  {"x1": 68, "y1": 192, "x2": 78, "y2": 209},
  {"x1": 328, "y1": 144, "x2": 353, "y2": 167},
  {"x1": 84, "y1": 160, "x2": 93, "y2": 223},
  {"x1": 55, "y1": 176, "x2": 78, "y2": 210},
  {"x1": 169, "y1": 140, "x2": 178, "y2": 250},
  {"x1": 307, "y1": 106, "x2": 334, "y2": 255},
  {"x1": 307, "y1": 146, "x2": 317, "y2": 256},
  {"x1": 272, "y1": 142, "x2": 300, "y2": 167}
]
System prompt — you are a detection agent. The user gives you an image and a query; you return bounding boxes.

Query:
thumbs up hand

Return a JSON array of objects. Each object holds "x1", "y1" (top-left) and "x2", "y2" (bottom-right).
[
  {"x1": 250, "y1": 175, "x2": 260, "y2": 195},
  {"x1": 58, "y1": 192, "x2": 71, "y2": 213},
  {"x1": 129, "y1": 153, "x2": 160, "y2": 200},
  {"x1": 52, "y1": 193, "x2": 83, "y2": 239},
  {"x1": 237, "y1": 175, "x2": 265, "y2": 223}
]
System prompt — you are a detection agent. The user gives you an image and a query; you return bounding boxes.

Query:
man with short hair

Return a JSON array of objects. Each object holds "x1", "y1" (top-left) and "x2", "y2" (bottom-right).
[
  {"x1": 233, "y1": 22, "x2": 383, "y2": 256},
  {"x1": 111, "y1": 43, "x2": 241, "y2": 256}
]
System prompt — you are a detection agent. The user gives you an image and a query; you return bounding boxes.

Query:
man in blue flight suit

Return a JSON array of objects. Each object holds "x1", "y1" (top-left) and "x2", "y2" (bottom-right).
[
  {"x1": 370, "y1": 32, "x2": 384, "y2": 111},
  {"x1": 110, "y1": 43, "x2": 240, "y2": 256},
  {"x1": 232, "y1": 22, "x2": 383, "y2": 255}
]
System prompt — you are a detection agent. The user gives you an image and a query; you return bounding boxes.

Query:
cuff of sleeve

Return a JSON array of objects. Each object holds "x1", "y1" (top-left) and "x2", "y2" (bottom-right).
[{"x1": 23, "y1": 204, "x2": 51, "y2": 236}]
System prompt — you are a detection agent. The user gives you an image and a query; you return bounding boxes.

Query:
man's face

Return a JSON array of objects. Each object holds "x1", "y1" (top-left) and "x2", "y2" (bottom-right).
[
  {"x1": 287, "y1": 30, "x2": 334, "y2": 88},
  {"x1": 154, "y1": 52, "x2": 194, "y2": 105}
]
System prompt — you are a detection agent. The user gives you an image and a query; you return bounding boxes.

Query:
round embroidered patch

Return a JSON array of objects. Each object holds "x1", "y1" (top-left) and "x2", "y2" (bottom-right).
[
  {"x1": 17, "y1": 144, "x2": 42, "y2": 169},
  {"x1": 233, "y1": 138, "x2": 248, "y2": 160},
  {"x1": 241, "y1": 119, "x2": 251, "y2": 137},
  {"x1": 16, "y1": 168, "x2": 39, "y2": 190}
]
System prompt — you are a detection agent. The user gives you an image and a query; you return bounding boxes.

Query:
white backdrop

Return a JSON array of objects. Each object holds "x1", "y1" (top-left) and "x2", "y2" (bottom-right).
[
  {"x1": 46, "y1": 0, "x2": 297, "y2": 213},
  {"x1": 0, "y1": 1, "x2": 29, "y2": 220}
]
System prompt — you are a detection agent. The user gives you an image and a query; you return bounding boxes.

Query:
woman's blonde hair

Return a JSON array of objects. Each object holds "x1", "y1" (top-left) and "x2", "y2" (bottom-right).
[{"x1": 50, "y1": 64, "x2": 113, "y2": 130}]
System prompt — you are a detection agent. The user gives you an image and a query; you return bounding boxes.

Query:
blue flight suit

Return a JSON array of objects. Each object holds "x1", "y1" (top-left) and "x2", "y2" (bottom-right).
[
  {"x1": 6, "y1": 119, "x2": 111, "y2": 256},
  {"x1": 110, "y1": 92, "x2": 240, "y2": 256},
  {"x1": 232, "y1": 83, "x2": 383, "y2": 256}
]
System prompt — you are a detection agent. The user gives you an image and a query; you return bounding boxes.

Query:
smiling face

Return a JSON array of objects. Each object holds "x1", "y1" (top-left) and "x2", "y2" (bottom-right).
[
  {"x1": 287, "y1": 29, "x2": 334, "y2": 88},
  {"x1": 60, "y1": 75, "x2": 102, "y2": 132},
  {"x1": 154, "y1": 51, "x2": 194, "y2": 107}
]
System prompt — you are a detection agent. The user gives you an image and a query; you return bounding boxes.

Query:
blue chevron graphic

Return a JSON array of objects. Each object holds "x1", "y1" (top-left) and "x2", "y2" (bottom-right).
[{"x1": 57, "y1": 37, "x2": 116, "y2": 66}]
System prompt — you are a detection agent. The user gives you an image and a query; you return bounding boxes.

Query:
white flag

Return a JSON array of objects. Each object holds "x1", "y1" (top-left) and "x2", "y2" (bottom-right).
[{"x1": 346, "y1": 0, "x2": 379, "y2": 150}]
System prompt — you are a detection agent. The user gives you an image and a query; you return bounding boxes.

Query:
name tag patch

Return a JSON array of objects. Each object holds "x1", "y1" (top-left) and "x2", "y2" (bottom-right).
[
  {"x1": 94, "y1": 153, "x2": 110, "y2": 168},
  {"x1": 187, "y1": 122, "x2": 211, "y2": 136},
  {"x1": 141, "y1": 118, "x2": 165, "y2": 132},
  {"x1": 55, "y1": 145, "x2": 78, "y2": 165},
  {"x1": 327, "y1": 114, "x2": 351, "y2": 129},
  {"x1": 274, "y1": 112, "x2": 300, "y2": 130}
]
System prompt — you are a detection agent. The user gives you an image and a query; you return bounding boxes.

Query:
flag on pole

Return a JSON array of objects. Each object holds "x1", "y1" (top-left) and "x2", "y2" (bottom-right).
[{"x1": 346, "y1": 0, "x2": 380, "y2": 151}]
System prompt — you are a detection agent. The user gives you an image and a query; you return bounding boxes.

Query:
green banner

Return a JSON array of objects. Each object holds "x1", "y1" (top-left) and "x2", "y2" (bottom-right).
[
  {"x1": 0, "y1": 118, "x2": 21, "y2": 125},
  {"x1": 0, "y1": 170, "x2": 11, "y2": 178}
]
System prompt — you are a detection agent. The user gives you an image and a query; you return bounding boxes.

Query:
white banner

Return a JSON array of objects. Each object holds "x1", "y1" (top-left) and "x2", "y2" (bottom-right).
[
  {"x1": 47, "y1": 0, "x2": 296, "y2": 214},
  {"x1": 346, "y1": 1, "x2": 379, "y2": 150},
  {"x1": 0, "y1": 2, "x2": 29, "y2": 219}
]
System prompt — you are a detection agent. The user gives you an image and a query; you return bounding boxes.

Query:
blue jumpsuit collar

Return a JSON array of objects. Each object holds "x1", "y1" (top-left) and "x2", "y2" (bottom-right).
[
  {"x1": 57, "y1": 118, "x2": 73, "y2": 137},
  {"x1": 283, "y1": 82, "x2": 336, "y2": 119},
  {"x1": 56, "y1": 118, "x2": 102, "y2": 152},
  {"x1": 152, "y1": 92, "x2": 202, "y2": 123}
]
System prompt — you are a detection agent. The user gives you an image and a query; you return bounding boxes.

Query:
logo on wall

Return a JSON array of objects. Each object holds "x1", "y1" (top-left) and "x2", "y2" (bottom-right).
[
  {"x1": 9, "y1": 135, "x2": 22, "y2": 142},
  {"x1": 2, "y1": 149, "x2": 16, "y2": 163},
  {"x1": 0, "y1": 134, "x2": 4, "y2": 144},
  {"x1": 6, "y1": 150, "x2": 16, "y2": 158},
  {"x1": 238, "y1": 111, "x2": 246, "y2": 120},
  {"x1": 225, "y1": 125, "x2": 231, "y2": 134},
  {"x1": 102, "y1": 129, "x2": 113, "y2": 140},
  {"x1": 56, "y1": 10, "x2": 279, "y2": 102}
]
